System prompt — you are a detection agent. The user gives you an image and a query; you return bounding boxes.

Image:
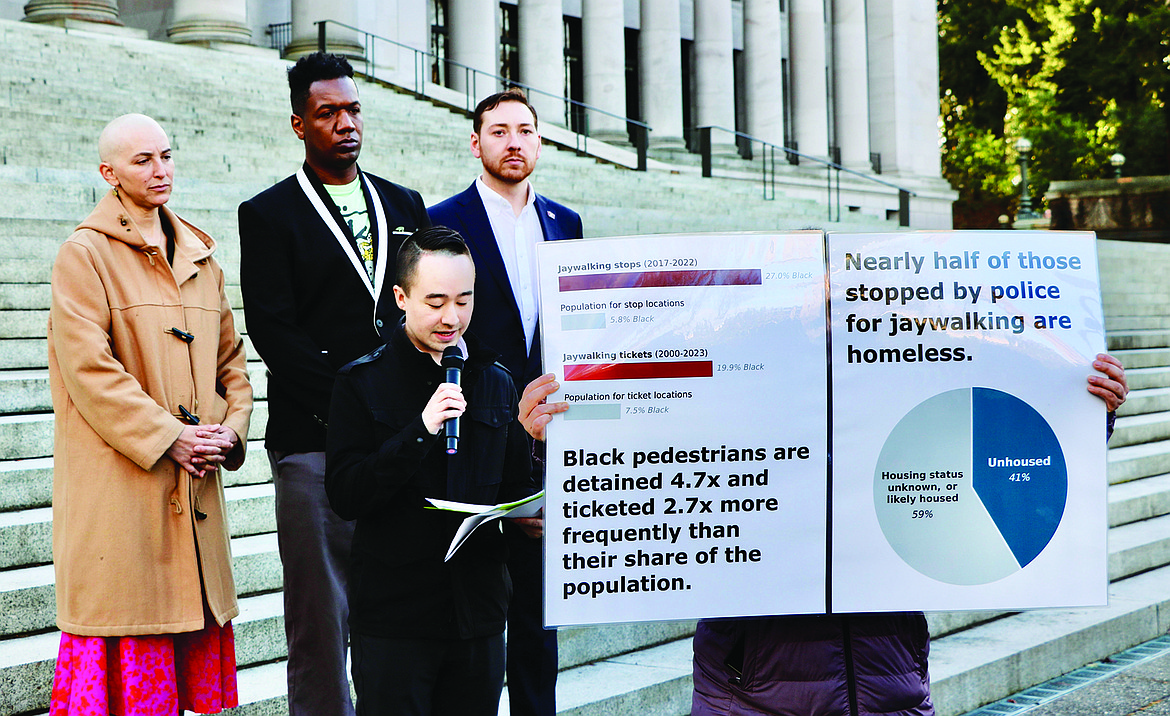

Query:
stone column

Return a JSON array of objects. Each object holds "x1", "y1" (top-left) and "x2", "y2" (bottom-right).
[
  {"x1": 22, "y1": 0, "x2": 120, "y2": 26},
  {"x1": 833, "y1": 0, "x2": 871, "y2": 170},
  {"x1": 867, "y1": 0, "x2": 942, "y2": 177},
  {"x1": 285, "y1": 0, "x2": 364, "y2": 59},
  {"x1": 639, "y1": 0, "x2": 686, "y2": 149},
  {"x1": 788, "y1": 0, "x2": 830, "y2": 160},
  {"x1": 581, "y1": 0, "x2": 626, "y2": 139},
  {"x1": 519, "y1": 0, "x2": 566, "y2": 128},
  {"x1": 743, "y1": 0, "x2": 784, "y2": 148},
  {"x1": 692, "y1": 0, "x2": 736, "y2": 152},
  {"x1": 447, "y1": 0, "x2": 499, "y2": 96},
  {"x1": 357, "y1": 0, "x2": 428, "y2": 82},
  {"x1": 168, "y1": 0, "x2": 252, "y2": 44}
]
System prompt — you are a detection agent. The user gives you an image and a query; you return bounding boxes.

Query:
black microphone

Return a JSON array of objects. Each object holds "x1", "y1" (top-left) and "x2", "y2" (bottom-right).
[{"x1": 441, "y1": 346, "x2": 464, "y2": 455}]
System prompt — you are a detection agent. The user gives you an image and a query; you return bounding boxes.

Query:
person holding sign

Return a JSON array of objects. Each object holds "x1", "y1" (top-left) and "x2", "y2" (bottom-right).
[
  {"x1": 518, "y1": 355, "x2": 1128, "y2": 716},
  {"x1": 686, "y1": 354, "x2": 1128, "y2": 716},
  {"x1": 325, "y1": 227, "x2": 540, "y2": 716}
]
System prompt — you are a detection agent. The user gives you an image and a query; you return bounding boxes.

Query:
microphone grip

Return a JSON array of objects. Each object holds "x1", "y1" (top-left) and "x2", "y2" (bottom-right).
[{"x1": 445, "y1": 365, "x2": 461, "y2": 454}]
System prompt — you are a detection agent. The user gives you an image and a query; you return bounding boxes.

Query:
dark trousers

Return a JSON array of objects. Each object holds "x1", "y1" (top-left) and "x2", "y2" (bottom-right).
[
  {"x1": 505, "y1": 527, "x2": 558, "y2": 716},
  {"x1": 271, "y1": 450, "x2": 357, "y2": 716},
  {"x1": 352, "y1": 631, "x2": 505, "y2": 716}
]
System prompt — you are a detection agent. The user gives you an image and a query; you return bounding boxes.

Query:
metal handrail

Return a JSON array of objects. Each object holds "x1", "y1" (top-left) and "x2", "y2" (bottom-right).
[
  {"x1": 697, "y1": 125, "x2": 916, "y2": 227},
  {"x1": 315, "y1": 20, "x2": 651, "y2": 171},
  {"x1": 266, "y1": 21, "x2": 290, "y2": 51}
]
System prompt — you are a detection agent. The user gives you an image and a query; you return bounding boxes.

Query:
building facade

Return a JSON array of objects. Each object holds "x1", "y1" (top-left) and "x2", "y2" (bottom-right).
[{"x1": 13, "y1": 0, "x2": 954, "y2": 225}]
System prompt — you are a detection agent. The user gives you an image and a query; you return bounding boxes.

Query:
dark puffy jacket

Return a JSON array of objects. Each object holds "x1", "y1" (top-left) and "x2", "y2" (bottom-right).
[{"x1": 692, "y1": 613, "x2": 933, "y2": 716}]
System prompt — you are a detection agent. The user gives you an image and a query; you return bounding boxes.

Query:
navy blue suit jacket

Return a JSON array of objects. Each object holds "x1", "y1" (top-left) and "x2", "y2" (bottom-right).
[{"x1": 428, "y1": 182, "x2": 583, "y2": 390}]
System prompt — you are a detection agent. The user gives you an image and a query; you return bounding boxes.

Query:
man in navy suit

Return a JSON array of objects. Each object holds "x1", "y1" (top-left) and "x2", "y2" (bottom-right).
[{"x1": 428, "y1": 89, "x2": 582, "y2": 716}]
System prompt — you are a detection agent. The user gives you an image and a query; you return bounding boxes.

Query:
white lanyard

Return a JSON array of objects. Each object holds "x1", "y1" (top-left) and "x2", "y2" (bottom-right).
[{"x1": 295, "y1": 168, "x2": 389, "y2": 309}]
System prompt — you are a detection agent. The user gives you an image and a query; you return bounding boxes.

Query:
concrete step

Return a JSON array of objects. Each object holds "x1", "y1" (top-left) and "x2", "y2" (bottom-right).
[
  {"x1": 9, "y1": 334, "x2": 277, "y2": 373},
  {"x1": 0, "y1": 274, "x2": 241, "y2": 312},
  {"x1": 0, "y1": 222, "x2": 78, "y2": 257},
  {"x1": 1109, "y1": 330, "x2": 1170, "y2": 352},
  {"x1": 1110, "y1": 512, "x2": 1170, "y2": 581},
  {"x1": 0, "y1": 284, "x2": 49, "y2": 309},
  {"x1": 1110, "y1": 473, "x2": 1170, "y2": 528},
  {"x1": 0, "y1": 457, "x2": 53, "y2": 512},
  {"x1": 0, "y1": 439, "x2": 273, "y2": 514},
  {"x1": 1109, "y1": 439, "x2": 1170, "y2": 485},
  {"x1": 0, "y1": 361, "x2": 265, "y2": 414},
  {"x1": 0, "y1": 310, "x2": 47, "y2": 338},
  {"x1": 1, "y1": 591, "x2": 698, "y2": 716},
  {"x1": 1109, "y1": 316, "x2": 1170, "y2": 332},
  {"x1": 0, "y1": 369, "x2": 50, "y2": 413},
  {"x1": 1119, "y1": 387, "x2": 1170, "y2": 417},
  {"x1": 558, "y1": 621, "x2": 696, "y2": 671},
  {"x1": 0, "y1": 482, "x2": 277, "y2": 571},
  {"x1": 550, "y1": 635, "x2": 692, "y2": 716},
  {"x1": 1112, "y1": 347, "x2": 1170, "y2": 371},
  {"x1": 1125, "y1": 366, "x2": 1170, "y2": 391},
  {"x1": 1112, "y1": 411, "x2": 1170, "y2": 448},
  {"x1": 0, "y1": 412, "x2": 52, "y2": 460},
  {"x1": 0, "y1": 530, "x2": 279, "y2": 638},
  {"x1": 0, "y1": 259, "x2": 53, "y2": 283},
  {"x1": 929, "y1": 565, "x2": 1170, "y2": 715},
  {"x1": 0, "y1": 590, "x2": 286, "y2": 716},
  {"x1": 0, "y1": 402, "x2": 268, "y2": 460},
  {"x1": 1102, "y1": 295, "x2": 1170, "y2": 314}
]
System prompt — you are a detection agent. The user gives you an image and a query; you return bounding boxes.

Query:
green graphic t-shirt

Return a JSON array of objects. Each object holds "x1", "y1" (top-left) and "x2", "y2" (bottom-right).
[{"x1": 324, "y1": 179, "x2": 373, "y2": 282}]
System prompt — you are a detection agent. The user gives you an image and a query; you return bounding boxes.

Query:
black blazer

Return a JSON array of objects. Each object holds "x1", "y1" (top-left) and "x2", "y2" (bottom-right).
[
  {"x1": 428, "y1": 182, "x2": 583, "y2": 390},
  {"x1": 239, "y1": 164, "x2": 430, "y2": 451}
]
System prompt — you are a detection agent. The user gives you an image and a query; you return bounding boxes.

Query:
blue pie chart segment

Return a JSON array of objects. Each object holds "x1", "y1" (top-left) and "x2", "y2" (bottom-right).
[
  {"x1": 972, "y1": 387, "x2": 1067, "y2": 569},
  {"x1": 873, "y1": 388, "x2": 1068, "y2": 585}
]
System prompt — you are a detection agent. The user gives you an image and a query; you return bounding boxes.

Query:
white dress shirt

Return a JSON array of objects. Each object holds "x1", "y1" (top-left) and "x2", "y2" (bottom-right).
[{"x1": 475, "y1": 177, "x2": 543, "y2": 353}]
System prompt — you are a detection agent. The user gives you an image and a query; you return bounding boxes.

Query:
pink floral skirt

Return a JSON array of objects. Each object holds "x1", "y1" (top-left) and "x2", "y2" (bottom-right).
[{"x1": 49, "y1": 618, "x2": 238, "y2": 716}]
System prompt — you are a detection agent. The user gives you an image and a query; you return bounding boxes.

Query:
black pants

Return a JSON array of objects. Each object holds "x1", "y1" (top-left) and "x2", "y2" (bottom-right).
[
  {"x1": 352, "y1": 631, "x2": 505, "y2": 716},
  {"x1": 504, "y1": 527, "x2": 558, "y2": 716}
]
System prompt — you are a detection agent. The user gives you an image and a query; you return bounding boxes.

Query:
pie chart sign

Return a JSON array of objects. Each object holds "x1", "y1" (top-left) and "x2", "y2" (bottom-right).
[{"x1": 873, "y1": 387, "x2": 1068, "y2": 585}]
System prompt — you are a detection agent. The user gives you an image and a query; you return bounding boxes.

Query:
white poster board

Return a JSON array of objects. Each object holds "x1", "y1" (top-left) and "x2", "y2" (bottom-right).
[
  {"x1": 535, "y1": 231, "x2": 1107, "y2": 627},
  {"x1": 828, "y1": 231, "x2": 1108, "y2": 612},
  {"x1": 537, "y1": 232, "x2": 829, "y2": 627}
]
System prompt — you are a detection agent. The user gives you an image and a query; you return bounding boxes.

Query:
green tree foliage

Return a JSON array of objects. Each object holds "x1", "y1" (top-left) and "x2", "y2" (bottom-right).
[{"x1": 939, "y1": 0, "x2": 1169, "y2": 227}]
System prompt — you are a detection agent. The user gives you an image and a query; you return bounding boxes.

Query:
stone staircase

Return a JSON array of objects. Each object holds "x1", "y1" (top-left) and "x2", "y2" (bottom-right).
[{"x1": 2, "y1": 17, "x2": 1169, "y2": 716}]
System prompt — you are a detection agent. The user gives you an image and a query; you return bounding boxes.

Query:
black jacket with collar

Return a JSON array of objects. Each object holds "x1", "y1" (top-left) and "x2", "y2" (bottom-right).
[
  {"x1": 324, "y1": 327, "x2": 536, "y2": 639},
  {"x1": 238, "y1": 164, "x2": 429, "y2": 452}
]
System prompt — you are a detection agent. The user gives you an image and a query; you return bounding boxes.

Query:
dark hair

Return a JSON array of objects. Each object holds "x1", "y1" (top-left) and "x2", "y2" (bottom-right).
[
  {"x1": 473, "y1": 88, "x2": 539, "y2": 134},
  {"x1": 395, "y1": 227, "x2": 472, "y2": 293},
  {"x1": 288, "y1": 52, "x2": 355, "y2": 115}
]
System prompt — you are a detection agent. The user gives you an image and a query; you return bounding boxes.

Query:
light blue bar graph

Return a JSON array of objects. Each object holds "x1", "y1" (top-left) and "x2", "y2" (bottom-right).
[
  {"x1": 564, "y1": 403, "x2": 622, "y2": 421},
  {"x1": 561, "y1": 313, "x2": 606, "y2": 331}
]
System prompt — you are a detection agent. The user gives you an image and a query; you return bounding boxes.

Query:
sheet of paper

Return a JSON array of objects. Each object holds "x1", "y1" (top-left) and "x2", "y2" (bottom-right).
[
  {"x1": 828, "y1": 231, "x2": 1107, "y2": 612},
  {"x1": 537, "y1": 232, "x2": 829, "y2": 626},
  {"x1": 427, "y1": 492, "x2": 545, "y2": 561}
]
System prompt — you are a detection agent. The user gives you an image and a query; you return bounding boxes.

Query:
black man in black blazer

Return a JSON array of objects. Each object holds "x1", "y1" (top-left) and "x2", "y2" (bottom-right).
[{"x1": 238, "y1": 53, "x2": 429, "y2": 716}]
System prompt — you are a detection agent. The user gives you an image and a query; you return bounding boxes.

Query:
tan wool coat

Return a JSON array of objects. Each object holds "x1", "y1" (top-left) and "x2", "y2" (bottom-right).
[{"x1": 48, "y1": 191, "x2": 252, "y2": 636}]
